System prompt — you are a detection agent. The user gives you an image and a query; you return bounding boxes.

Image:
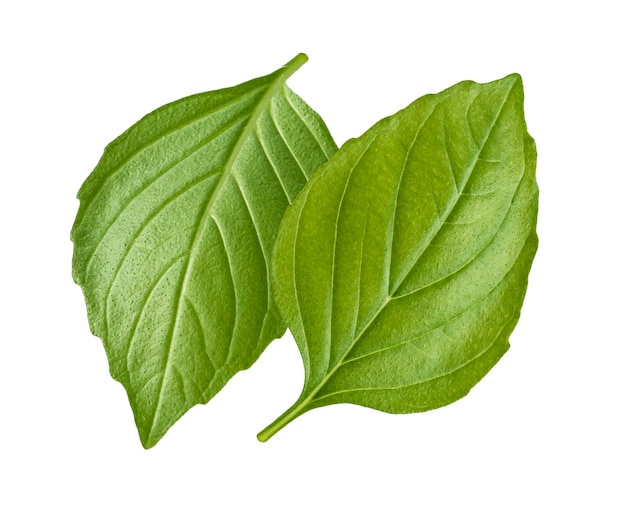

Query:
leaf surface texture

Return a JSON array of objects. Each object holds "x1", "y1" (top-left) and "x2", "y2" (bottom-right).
[
  {"x1": 260, "y1": 74, "x2": 538, "y2": 441},
  {"x1": 71, "y1": 54, "x2": 337, "y2": 448}
]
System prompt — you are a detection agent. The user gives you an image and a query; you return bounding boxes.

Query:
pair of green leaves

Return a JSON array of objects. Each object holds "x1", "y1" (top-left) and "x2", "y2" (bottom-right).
[{"x1": 72, "y1": 54, "x2": 537, "y2": 448}]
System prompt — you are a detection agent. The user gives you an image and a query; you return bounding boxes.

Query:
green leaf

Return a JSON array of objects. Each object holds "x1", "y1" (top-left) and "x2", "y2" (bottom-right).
[
  {"x1": 71, "y1": 54, "x2": 337, "y2": 448},
  {"x1": 259, "y1": 74, "x2": 538, "y2": 441}
]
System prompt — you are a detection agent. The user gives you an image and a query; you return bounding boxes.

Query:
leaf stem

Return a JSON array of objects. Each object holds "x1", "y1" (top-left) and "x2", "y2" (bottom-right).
[
  {"x1": 281, "y1": 53, "x2": 308, "y2": 79},
  {"x1": 257, "y1": 397, "x2": 309, "y2": 442}
]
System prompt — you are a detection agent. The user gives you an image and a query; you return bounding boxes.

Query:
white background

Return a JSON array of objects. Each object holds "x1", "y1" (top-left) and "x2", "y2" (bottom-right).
[{"x1": 1, "y1": 1, "x2": 624, "y2": 506}]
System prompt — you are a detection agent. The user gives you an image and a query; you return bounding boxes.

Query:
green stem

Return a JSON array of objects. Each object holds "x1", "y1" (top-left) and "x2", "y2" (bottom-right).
[
  {"x1": 257, "y1": 396, "x2": 310, "y2": 442},
  {"x1": 281, "y1": 53, "x2": 308, "y2": 78}
]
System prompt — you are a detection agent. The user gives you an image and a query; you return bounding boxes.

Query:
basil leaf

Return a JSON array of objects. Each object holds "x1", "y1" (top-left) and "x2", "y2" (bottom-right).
[
  {"x1": 71, "y1": 54, "x2": 337, "y2": 448},
  {"x1": 259, "y1": 74, "x2": 537, "y2": 441}
]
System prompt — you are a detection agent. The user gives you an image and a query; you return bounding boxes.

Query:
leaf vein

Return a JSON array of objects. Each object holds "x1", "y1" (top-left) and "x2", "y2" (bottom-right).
[
  {"x1": 254, "y1": 129, "x2": 293, "y2": 203},
  {"x1": 124, "y1": 253, "x2": 187, "y2": 396},
  {"x1": 183, "y1": 295, "x2": 217, "y2": 373},
  {"x1": 83, "y1": 111, "x2": 247, "y2": 275},
  {"x1": 342, "y1": 221, "x2": 530, "y2": 366},
  {"x1": 212, "y1": 215, "x2": 239, "y2": 364},
  {"x1": 79, "y1": 84, "x2": 266, "y2": 201},
  {"x1": 328, "y1": 135, "x2": 380, "y2": 372},
  {"x1": 389, "y1": 80, "x2": 516, "y2": 296},
  {"x1": 283, "y1": 88, "x2": 335, "y2": 160},
  {"x1": 103, "y1": 171, "x2": 220, "y2": 337},
  {"x1": 269, "y1": 105, "x2": 308, "y2": 181},
  {"x1": 292, "y1": 185, "x2": 314, "y2": 374},
  {"x1": 386, "y1": 102, "x2": 440, "y2": 292},
  {"x1": 311, "y1": 324, "x2": 509, "y2": 404}
]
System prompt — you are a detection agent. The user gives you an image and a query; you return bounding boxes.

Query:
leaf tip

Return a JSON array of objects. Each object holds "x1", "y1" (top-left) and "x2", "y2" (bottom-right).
[
  {"x1": 504, "y1": 72, "x2": 523, "y2": 83},
  {"x1": 501, "y1": 72, "x2": 524, "y2": 93},
  {"x1": 139, "y1": 428, "x2": 160, "y2": 450}
]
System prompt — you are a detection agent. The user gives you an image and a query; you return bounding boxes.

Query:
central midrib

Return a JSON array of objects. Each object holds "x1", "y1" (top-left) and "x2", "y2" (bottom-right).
[
  {"x1": 146, "y1": 55, "x2": 307, "y2": 443},
  {"x1": 296, "y1": 80, "x2": 516, "y2": 414}
]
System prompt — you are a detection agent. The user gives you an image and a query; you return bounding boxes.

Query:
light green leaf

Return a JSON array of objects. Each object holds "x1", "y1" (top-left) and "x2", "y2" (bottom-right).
[
  {"x1": 259, "y1": 74, "x2": 538, "y2": 441},
  {"x1": 71, "y1": 54, "x2": 337, "y2": 448}
]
